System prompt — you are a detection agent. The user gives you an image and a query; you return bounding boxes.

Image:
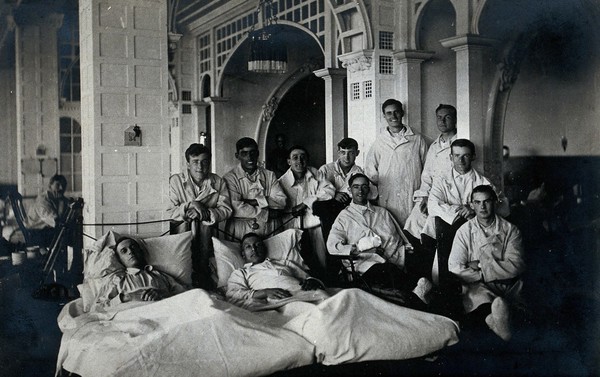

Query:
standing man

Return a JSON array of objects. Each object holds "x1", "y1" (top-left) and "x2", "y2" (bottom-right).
[
  {"x1": 365, "y1": 99, "x2": 428, "y2": 227},
  {"x1": 405, "y1": 104, "x2": 458, "y2": 240},
  {"x1": 315, "y1": 137, "x2": 376, "y2": 238},
  {"x1": 168, "y1": 143, "x2": 232, "y2": 287},
  {"x1": 449, "y1": 185, "x2": 525, "y2": 341},
  {"x1": 278, "y1": 145, "x2": 335, "y2": 274},
  {"x1": 266, "y1": 133, "x2": 289, "y2": 178},
  {"x1": 223, "y1": 137, "x2": 287, "y2": 240}
]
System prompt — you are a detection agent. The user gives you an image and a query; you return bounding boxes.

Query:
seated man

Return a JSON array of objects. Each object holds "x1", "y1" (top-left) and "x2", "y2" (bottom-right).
[
  {"x1": 327, "y1": 173, "x2": 430, "y2": 305},
  {"x1": 28, "y1": 174, "x2": 72, "y2": 246},
  {"x1": 314, "y1": 137, "x2": 376, "y2": 240},
  {"x1": 226, "y1": 232, "x2": 327, "y2": 310},
  {"x1": 223, "y1": 137, "x2": 287, "y2": 240},
  {"x1": 278, "y1": 146, "x2": 335, "y2": 274},
  {"x1": 449, "y1": 185, "x2": 525, "y2": 341},
  {"x1": 96, "y1": 237, "x2": 186, "y2": 308}
]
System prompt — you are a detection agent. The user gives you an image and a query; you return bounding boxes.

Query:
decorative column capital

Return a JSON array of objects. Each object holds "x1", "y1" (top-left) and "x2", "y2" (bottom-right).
[
  {"x1": 440, "y1": 34, "x2": 498, "y2": 51},
  {"x1": 262, "y1": 96, "x2": 279, "y2": 122},
  {"x1": 193, "y1": 100, "x2": 210, "y2": 108},
  {"x1": 393, "y1": 49, "x2": 435, "y2": 63},
  {"x1": 338, "y1": 50, "x2": 374, "y2": 73},
  {"x1": 313, "y1": 68, "x2": 346, "y2": 79}
]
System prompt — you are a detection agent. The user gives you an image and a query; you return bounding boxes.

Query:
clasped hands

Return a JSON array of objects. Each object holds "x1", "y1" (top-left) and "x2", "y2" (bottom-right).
[
  {"x1": 241, "y1": 198, "x2": 283, "y2": 220},
  {"x1": 185, "y1": 201, "x2": 210, "y2": 222},
  {"x1": 253, "y1": 278, "x2": 322, "y2": 300}
]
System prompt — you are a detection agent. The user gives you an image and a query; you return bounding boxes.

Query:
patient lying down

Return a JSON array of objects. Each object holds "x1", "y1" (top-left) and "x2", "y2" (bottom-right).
[
  {"x1": 226, "y1": 233, "x2": 329, "y2": 310},
  {"x1": 95, "y1": 237, "x2": 186, "y2": 308}
]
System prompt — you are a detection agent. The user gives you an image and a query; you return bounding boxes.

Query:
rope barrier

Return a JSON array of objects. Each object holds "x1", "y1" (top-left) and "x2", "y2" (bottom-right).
[{"x1": 81, "y1": 218, "x2": 173, "y2": 226}]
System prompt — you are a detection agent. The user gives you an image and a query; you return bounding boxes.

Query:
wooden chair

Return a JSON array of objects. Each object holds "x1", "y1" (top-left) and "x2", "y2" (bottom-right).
[{"x1": 5, "y1": 192, "x2": 53, "y2": 248}]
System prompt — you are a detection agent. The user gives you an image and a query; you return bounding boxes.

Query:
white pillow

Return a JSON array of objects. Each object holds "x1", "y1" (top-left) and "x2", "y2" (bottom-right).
[{"x1": 212, "y1": 229, "x2": 306, "y2": 289}]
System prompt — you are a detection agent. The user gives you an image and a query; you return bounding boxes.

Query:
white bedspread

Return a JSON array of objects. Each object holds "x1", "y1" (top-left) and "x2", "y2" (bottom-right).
[
  {"x1": 56, "y1": 289, "x2": 315, "y2": 377},
  {"x1": 56, "y1": 289, "x2": 460, "y2": 376}
]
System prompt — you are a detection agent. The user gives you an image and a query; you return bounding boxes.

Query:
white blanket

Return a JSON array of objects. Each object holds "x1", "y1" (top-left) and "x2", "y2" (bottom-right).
[
  {"x1": 56, "y1": 289, "x2": 315, "y2": 377},
  {"x1": 56, "y1": 289, "x2": 460, "y2": 376}
]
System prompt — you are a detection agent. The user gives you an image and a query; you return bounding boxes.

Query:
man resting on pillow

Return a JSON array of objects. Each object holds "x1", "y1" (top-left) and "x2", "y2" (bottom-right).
[
  {"x1": 226, "y1": 233, "x2": 328, "y2": 309},
  {"x1": 96, "y1": 237, "x2": 187, "y2": 307}
]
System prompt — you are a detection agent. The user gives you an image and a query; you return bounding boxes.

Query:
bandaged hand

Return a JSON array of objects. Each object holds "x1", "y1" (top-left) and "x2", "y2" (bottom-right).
[{"x1": 357, "y1": 235, "x2": 382, "y2": 252}]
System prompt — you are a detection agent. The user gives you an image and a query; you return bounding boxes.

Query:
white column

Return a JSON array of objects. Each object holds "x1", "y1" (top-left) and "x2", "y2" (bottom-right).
[
  {"x1": 314, "y1": 68, "x2": 346, "y2": 162},
  {"x1": 205, "y1": 96, "x2": 230, "y2": 175},
  {"x1": 441, "y1": 34, "x2": 495, "y2": 170},
  {"x1": 393, "y1": 50, "x2": 434, "y2": 133},
  {"x1": 79, "y1": 0, "x2": 170, "y2": 240}
]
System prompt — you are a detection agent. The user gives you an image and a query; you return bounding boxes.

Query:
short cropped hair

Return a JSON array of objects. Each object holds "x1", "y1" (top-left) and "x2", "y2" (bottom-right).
[
  {"x1": 241, "y1": 232, "x2": 261, "y2": 244},
  {"x1": 450, "y1": 139, "x2": 476, "y2": 155},
  {"x1": 235, "y1": 137, "x2": 258, "y2": 152},
  {"x1": 381, "y1": 99, "x2": 403, "y2": 114},
  {"x1": 185, "y1": 143, "x2": 211, "y2": 162},
  {"x1": 114, "y1": 236, "x2": 138, "y2": 250},
  {"x1": 471, "y1": 185, "x2": 498, "y2": 202},
  {"x1": 348, "y1": 173, "x2": 371, "y2": 187},
  {"x1": 49, "y1": 174, "x2": 67, "y2": 187},
  {"x1": 435, "y1": 104, "x2": 457, "y2": 118},
  {"x1": 287, "y1": 145, "x2": 309, "y2": 159},
  {"x1": 337, "y1": 138, "x2": 359, "y2": 150}
]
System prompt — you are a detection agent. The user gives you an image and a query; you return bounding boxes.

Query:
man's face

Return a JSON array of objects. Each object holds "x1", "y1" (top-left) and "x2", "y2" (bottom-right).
[
  {"x1": 436, "y1": 108, "x2": 457, "y2": 134},
  {"x1": 49, "y1": 180, "x2": 66, "y2": 197},
  {"x1": 337, "y1": 147, "x2": 359, "y2": 170},
  {"x1": 450, "y1": 146, "x2": 474, "y2": 174},
  {"x1": 471, "y1": 191, "x2": 496, "y2": 222},
  {"x1": 350, "y1": 177, "x2": 370, "y2": 205},
  {"x1": 236, "y1": 146, "x2": 259, "y2": 173},
  {"x1": 241, "y1": 236, "x2": 267, "y2": 264},
  {"x1": 187, "y1": 153, "x2": 211, "y2": 182},
  {"x1": 276, "y1": 136, "x2": 286, "y2": 149},
  {"x1": 383, "y1": 104, "x2": 404, "y2": 130},
  {"x1": 288, "y1": 149, "x2": 308, "y2": 175},
  {"x1": 116, "y1": 239, "x2": 145, "y2": 269}
]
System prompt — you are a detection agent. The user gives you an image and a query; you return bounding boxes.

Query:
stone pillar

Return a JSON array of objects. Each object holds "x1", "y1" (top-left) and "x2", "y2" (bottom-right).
[
  {"x1": 205, "y1": 96, "x2": 230, "y2": 175},
  {"x1": 79, "y1": 0, "x2": 170, "y2": 240},
  {"x1": 393, "y1": 50, "x2": 434, "y2": 133},
  {"x1": 441, "y1": 34, "x2": 495, "y2": 171},
  {"x1": 14, "y1": 13, "x2": 63, "y2": 196},
  {"x1": 314, "y1": 68, "x2": 346, "y2": 162}
]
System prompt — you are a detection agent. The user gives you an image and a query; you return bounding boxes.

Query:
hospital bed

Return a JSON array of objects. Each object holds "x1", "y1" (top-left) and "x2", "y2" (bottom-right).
[{"x1": 55, "y1": 229, "x2": 459, "y2": 377}]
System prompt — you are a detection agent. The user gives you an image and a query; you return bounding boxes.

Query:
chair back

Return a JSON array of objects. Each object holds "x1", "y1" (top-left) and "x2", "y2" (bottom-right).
[{"x1": 6, "y1": 192, "x2": 34, "y2": 244}]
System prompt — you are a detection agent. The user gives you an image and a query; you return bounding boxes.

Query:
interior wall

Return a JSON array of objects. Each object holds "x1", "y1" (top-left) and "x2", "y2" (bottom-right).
[
  {"x1": 0, "y1": 68, "x2": 17, "y2": 185},
  {"x1": 418, "y1": 0, "x2": 456, "y2": 143}
]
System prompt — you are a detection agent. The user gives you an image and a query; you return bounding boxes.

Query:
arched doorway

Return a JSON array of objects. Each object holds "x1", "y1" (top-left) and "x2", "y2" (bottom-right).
[{"x1": 265, "y1": 74, "x2": 326, "y2": 172}]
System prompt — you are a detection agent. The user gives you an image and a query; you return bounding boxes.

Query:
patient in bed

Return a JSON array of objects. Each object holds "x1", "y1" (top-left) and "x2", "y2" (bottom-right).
[
  {"x1": 95, "y1": 237, "x2": 186, "y2": 307},
  {"x1": 226, "y1": 233, "x2": 328, "y2": 309}
]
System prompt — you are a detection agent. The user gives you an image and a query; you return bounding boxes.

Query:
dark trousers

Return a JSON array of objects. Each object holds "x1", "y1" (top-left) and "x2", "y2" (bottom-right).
[
  {"x1": 435, "y1": 216, "x2": 467, "y2": 291},
  {"x1": 312, "y1": 199, "x2": 348, "y2": 241}
]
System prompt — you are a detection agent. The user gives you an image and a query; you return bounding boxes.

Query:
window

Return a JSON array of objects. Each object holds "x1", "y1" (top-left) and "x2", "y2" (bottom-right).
[
  {"x1": 351, "y1": 82, "x2": 360, "y2": 100},
  {"x1": 379, "y1": 31, "x2": 393, "y2": 50},
  {"x1": 182, "y1": 104, "x2": 192, "y2": 114},
  {"x1": 59, "y1": 117, "x2": 82, "y2": 193},
  {"x1": 363, "y1": 80, "x2": 372, "y2": 98},
  {"x1": 379, "y1": 56, "x2": 393, "y2": 75},
  {"x1": 58, "y1": 11, "x2": 80, "y2": 101}
]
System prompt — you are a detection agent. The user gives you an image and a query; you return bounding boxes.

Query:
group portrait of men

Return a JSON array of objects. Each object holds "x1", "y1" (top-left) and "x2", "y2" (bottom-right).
[{"x1": 166, "y1": 98, "x2": 526, "y2": 343}]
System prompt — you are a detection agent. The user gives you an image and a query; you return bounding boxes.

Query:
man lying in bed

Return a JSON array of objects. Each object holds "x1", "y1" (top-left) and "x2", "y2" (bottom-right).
[
  {"x1": 226, "y1": 232, "x2": 328, "y2": 309},
  {"x1": 96, "y1": 237, "x2": 186, "y2": 307}
]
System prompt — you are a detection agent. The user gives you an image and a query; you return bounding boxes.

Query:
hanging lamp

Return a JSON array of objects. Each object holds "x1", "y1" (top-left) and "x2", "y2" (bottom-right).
[{"x1": 247, "y1": 0, "x2": 287, "y2": 74}]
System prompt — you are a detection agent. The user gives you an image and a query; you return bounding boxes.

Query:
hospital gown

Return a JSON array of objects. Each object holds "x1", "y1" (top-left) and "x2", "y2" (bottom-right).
[
  {"x1": 327, "y1": 202, "x2": 406, "y2": 273},
  {"x1": 168, "y1": 172, "x2": 233, "y2": 233},
  {"x1": 404, "y1": 134, "x2": 456, "y2": 238},
  {"x1": 223, "y1": 165, "x2": 287, "y2": 240},
  {"x1": 364, "y1": 126, "x2": 427, "y2": 227},
  {"x1": 449, "y1": 215, "x2": 525, "y2": 313}
]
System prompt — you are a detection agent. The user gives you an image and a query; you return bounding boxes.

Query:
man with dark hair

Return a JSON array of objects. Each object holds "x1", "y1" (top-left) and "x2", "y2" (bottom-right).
[
  {"x1": 449, "y1": 185, "x2": 525, "y2": 341},
  {"x1": 96, "y1": 237, "x2": 186, "y2": 308},
  {"x1": 223, "y1": 137, "x2": 287, "y2": 240},
  {"x1": 278, "y1": 145, "x2": 335, "y2": 273},
  {"x1": 168, "y1": 143, "x2": 232, "y2": 233},
  {"x1": 168, "y1": 143, "x2": 232, "y2": 287},
  {"x1": 405, "y1": 104, "x2": 458, "y2": 239},
  {"x1": 315, "y1": 137, "x2": 376, "y2": 240},
  {"x1": 266, "y1": 133, "x2": 289, "y2": 178},
  {"x1": 365, "y1": 99, "x2": 428, "y2": 227},
  {"x1": 28, "y1": 174, "x2": 72, "y2": 246}
]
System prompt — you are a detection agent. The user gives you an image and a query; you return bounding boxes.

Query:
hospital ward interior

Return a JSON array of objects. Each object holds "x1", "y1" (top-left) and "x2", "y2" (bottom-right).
[{"x1": 0, "y1": 0, "x2": 599, "y2": 376}]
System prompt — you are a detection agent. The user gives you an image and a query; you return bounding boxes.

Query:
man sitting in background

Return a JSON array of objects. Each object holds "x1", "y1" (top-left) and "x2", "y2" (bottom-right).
[
  {"x1": 28, "y1": 174, "x2": 72, "y2": 245},
  {"x1": 449, "y1": 185, "x2": 525, "y2": 341},
  {"x1": 96, "y1": 237, "x2": 186, "y2": 308}
]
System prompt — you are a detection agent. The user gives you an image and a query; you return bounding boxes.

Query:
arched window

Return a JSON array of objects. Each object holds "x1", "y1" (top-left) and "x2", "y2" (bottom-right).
[
  {"x1": 58, "y1": 9, "x2": 80, "y2": 101},
  {"x1": 59, "y1": 117, "x2": 82, "y2": 193}
]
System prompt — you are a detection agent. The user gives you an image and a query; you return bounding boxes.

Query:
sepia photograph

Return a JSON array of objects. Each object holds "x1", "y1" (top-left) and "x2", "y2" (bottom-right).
[{"x1": 1, "y1": 0, "x2": 598, "y2": 376}]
